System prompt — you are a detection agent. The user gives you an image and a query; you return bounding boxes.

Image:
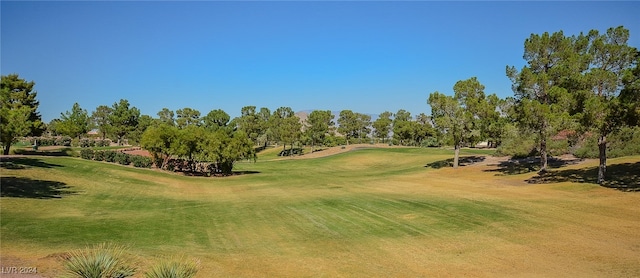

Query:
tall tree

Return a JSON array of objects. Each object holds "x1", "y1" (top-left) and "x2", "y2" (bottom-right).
[
  {"x1": 355, "y1": 113, "x2": 372, "y2": 143},
  {"x1": 372, "y1": 111, "x2": 393, "y2": 143},
  {"x1": 257, "y1": 107, "x2": 272, "y2": 147},
  {"x1": 620, "y1": 49, "x2": 640, "y2": 127},
  {"x1": 236, "y1": 106, "x2": 260, "y2": 144},
  {"x1": 91, "y1": 105, "x2": 112, "y2": 140},
  {"x1": 393, "y1": 109, "x2": 413, "y2": 145},
  {"x1": 176, "y1": 107, "x2": 201, "y2": 128},
  {"x1": 157, "y1": 108, "x2": 175, "y2": 126},
  {"x1": 429, "y1": 77, "x2": 494, "y2": 168},
  {"x1": 306, "y1": 110, "x2": 334, "y2": 152},
  {"x1": 0, "y1": 74, "x2": 44, "y2": 155},
  {"x1": 270, "y1": 107, "x2": 301, "y2": 151},
  {"x1": 581, "y1": 26, "x2": 637, "y2": 184},
  {"x1": 202, "y1": 109, "x2": 230, "y2": 131},
  {"x1": 507, "y1": 30, "x2": 577, "y2": 172},
  {"x1": 58, "y1": 102, "x2": 90, "y2": 139},
  {"x1": 109, "y1": 99, "x2": 140, "y2": 145},
  {"x1": 337, "y1": 110, "x2": 358, "y2": 145}
]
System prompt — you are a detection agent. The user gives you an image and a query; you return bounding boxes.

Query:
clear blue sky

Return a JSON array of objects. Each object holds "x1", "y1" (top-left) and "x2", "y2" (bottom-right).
[{"x1": 2, "y1": 1, "x2": 639, "y2": 122}]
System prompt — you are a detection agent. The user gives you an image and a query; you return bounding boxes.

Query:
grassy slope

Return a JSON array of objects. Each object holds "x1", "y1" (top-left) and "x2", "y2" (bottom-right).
[{"x1": 1, "y1": 149, "x2": 639, "y2": 277}]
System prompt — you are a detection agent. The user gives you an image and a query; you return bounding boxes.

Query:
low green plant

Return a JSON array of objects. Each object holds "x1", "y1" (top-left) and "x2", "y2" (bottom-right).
[
  {"x1": 80, "y1": 149, "x2": 95, "y2": 160},
  {"x1": 131, "y1": 155, "x2": 153, "y2": 168},
  {"x1": 103, "y1": 151, "x2": 117, "y2": 163},
  {"x1": 115, "y1": 152, "x2": 130, "y2": 165},
  {"x1": 64, "y1": 243, "x2": 136, "y2": 278},
  {"x1": 144, "y1": 257, "x2": 199, "y2": 278}
]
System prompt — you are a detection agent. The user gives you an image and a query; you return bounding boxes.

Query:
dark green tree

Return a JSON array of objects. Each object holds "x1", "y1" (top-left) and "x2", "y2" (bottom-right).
[
  {"x1": 306, "y1": 110, "x2": 334, "y2": 152},
  {"x1": 202, "y1": 109, "x2": 230, "y2": 131},
  {"x1": 580, "y1": 26, "x2": 637, "y2": 184},
  {"x1": 507, "y1": 31, "x2": 577, "y2": 171},
  {"x1": 58, "y1": 102, "x2": 90, "y2": 139},
  {"x1": 157, "y1": 108, "x2": 175, "y2": 126},
  {"x1": 337, "y1": 110, "x2": 358, "y2": 145},
  {"x1": 0, "y1": 74, "x2": 44, "y2": 154},
  {"x1": 176, "y1": 107, "x2": 201, "y2": 128},
  {"x1": 109, "y1": 99, "x2": 140, "y2": 145},
  {"x1": 372, "y1": 111, "x2": 393, "y2": 143},
  {"x1": 91, "y1": 105, "x2": 112, "y2": 140}
]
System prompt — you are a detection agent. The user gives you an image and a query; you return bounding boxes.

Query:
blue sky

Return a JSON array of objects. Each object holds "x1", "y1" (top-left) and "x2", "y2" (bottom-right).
[{"x1": 2, "y1": 1, "x2": 639, "y2": 122}]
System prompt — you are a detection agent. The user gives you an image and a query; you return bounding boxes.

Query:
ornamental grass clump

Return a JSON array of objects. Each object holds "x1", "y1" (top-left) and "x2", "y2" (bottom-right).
[
  {"x1": 144, "y1": 257, "x2": 199, "y2": 278},
  {"x1": 64, "y1": 243, "x2": 136, "y2": 278}
]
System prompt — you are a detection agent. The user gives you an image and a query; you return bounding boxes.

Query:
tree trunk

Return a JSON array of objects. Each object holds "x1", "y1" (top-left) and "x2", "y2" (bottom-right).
[
  {"x1": 453, "y1": 143, "x2": 460, "y2": 169},
  {"x1": 598, "y1": 135, "x2": 607, "y2": 185},
  {"x1": 3, "y1": 141, "x2": 11, "y2": 155},
  {"x1": 540, "y1": 137, "x2": 548, "y2": 172}
]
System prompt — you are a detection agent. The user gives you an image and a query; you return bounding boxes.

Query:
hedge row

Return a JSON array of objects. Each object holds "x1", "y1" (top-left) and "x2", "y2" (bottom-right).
[
  {"x1": 28, "y1": 136, "x2": 112, "y2": 148},
  {"x1": 80, "y1": 149, "x2": 152, "y2": 168}
]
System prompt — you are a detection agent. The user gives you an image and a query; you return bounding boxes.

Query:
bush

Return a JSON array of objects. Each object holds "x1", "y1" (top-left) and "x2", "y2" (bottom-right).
[
  {"x1": 279, "y1": 148, "x2": 303, "y2": 156},
  {"x1": 574, "y1": 126, "x2": 640, "y2": 158},
  {"x1": 64, "y1": 243, "x2": 136, "y2": 278},
  {"x1": 80, "y1": 149, "x2": 95, "y2": 160},
  {"x1": 103, "y1": 151, "x2": 117, "y2": 163},
  {"x1": 95, "y1": 139, "x2": 112, "y2": 147},
  {"x1": 56, "y1": 136, "x2": 73, "y2": 146},
  {"x1": 420, "y1": 136, "x2": 440, "y2": 148},
  {"x1": 131, "y1": 155, "x2": 153, "y2": 168},
  {"x1": 115, "y1": 152, "x2": 130, "y2": 165},
  {"x1": 80, "y1": 138, "x2": 94, "y2": 148},
  {"x1": 71, "y1": 138, "x2": 81, "y2": 147},
  {"x1": 93, "y1": 151, "x2": 106, "y2": 161},
  {"x1": 548, "y1": 139, "x2": 570, "y2": 156}
]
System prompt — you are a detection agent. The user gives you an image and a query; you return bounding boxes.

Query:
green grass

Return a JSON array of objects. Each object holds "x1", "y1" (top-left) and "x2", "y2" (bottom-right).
[{"x1": 2, "y1": 148, "x2": 639, "y2": 277}]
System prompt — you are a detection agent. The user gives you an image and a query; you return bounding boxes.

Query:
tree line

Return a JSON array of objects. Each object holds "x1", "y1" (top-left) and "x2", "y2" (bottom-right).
[{"x1": 2, "y1": 26, "x2": 638, "y2": 182}]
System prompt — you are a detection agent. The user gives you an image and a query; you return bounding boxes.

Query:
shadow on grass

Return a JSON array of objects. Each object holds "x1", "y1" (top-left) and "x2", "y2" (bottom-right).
[
  {"x1": 13, "y1": 147, "x2": 74, "y2": 156},
  {"x1": 0, "y1": 177, "x2": 76, "y2": 198},
  {"x1": 180, "y1": 170, "x2": 261, "y2": 177},
  {"x1": 525, "y1": 162, "x2": 640, "y2": 192},
  {"x1": 484, "y1": 156, "x2": 584, "y2": 176},
  {"x1": 425, "y1": 156, "x2": 486, "y2": 169},
  {"x1": 0, "y1": 157, "x2": 64, "y2": 169}
]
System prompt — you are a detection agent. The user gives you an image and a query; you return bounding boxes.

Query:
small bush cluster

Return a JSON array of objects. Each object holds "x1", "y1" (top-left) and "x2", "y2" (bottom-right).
[
  {"x1": 79, "y1": 138, "x2": 112, "y2": 148},
  {"x1": 279, "y1": 148, "x2": 303, "y2": 156},
  {"x1": 574, "y1": 126, "x2": 640, "y2": 158},
  {"x1": 80, "y1": 150, "x2": 152, "y2": 168},
  {"x1": 28, "y1": 136, "x2": 72, "y2": 147}
]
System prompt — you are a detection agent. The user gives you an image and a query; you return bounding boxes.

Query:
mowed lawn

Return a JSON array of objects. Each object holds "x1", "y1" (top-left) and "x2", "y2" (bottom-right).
[{"x1": 1, "y1": 148, "x2": 640, "y2": 277}]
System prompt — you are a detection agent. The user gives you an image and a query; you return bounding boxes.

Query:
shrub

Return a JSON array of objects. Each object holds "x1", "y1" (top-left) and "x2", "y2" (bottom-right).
[
  {"x1": 95, "y1": 139, "x2": 112, "y2": 147},
  {"x1": 103, "y1": 151, "x2": 117, "y2": 163},
  {"x1": 71, "y1": 138, "x2": 81, "y2": 147},
  {"x1": 548, "y1": 139, "x2": 570, "y2": 156},
  {"x1": 80, "y1": 149, "x2": 95, "y2": 160},
  {"x1": 93, "y1": 151, "x2": 106, "y2": 161},
  {"x1": 420, "y1": 136, "x2": 440, "y2": 148},
  {"x1": 574, "y1": 126, "x2": 640, "y2": 158},
  {"x1": 56, "y1": 136, "x2": 73, "y2": 146},
  {"x1": 144, "y1": 257, "x2": 199, "y2": 278},
  {"x1": 279, "y1": 148, "x2": 303, "y2": 156},
  {"x1": 115, "y1": 152, "x2": 130, "y2": 165},
  {"x1": 64, "y1": 243, "x2": 136, "y2": 278},
  {"x1": 131, "y1": 155, "x2": 153, "y2": 168},
  {"x1": 80, "y1": 138, "x2": 94, "y2": 148}
]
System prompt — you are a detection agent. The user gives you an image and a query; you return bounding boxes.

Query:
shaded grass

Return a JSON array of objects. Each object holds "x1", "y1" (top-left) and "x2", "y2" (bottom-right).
[{"x1": 526, "y1": 161, "x2": 640, "y2": 191}]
